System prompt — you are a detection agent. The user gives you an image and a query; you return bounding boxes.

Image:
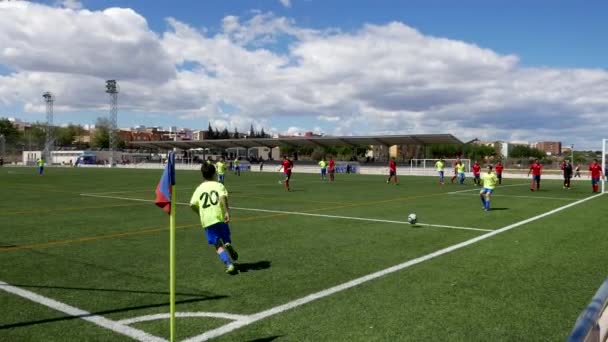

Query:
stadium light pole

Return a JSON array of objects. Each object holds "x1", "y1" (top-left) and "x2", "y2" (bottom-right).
[
  {"x1": 105, "y1": 80, "x2": 119, "y2": 166},
  {"x1": 42, "y1": 92, "x2": 55, "y2": 164}
]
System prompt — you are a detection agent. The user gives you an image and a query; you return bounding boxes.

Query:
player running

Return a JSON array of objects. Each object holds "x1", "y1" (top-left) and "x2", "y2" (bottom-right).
[
  {"x1": 456, "y1": 160, "x2": 466, "y2": 185},
  {"x1": 190, "y1": 163, "x2": 239, "y2": 275},
  {"x1": 216, "y1": 157, "x2": 227, "y2": 184},
  {"x1": 386, "y1": 157, "x2": 398, "y2": 185},
  {"x1": 451, "y1": 159, "x2": 460, "y2": 183},
  {"x1": 528, "y1": 159, "x2": 542, "y2": 191},
  {"x1": 589, "y1": 159, "x2": 605, "y2": 193},
  {"x1": 279, "y1": 155, "x2": 293, "y2": 191},
  {"x1": 328, "y1": 157, "x2": 336, "y2": 182},
  {"x1": 479, "y1": 165, "x2": 498, "y2": 211},
  {"x1": 472, "y1": 161, "x2": 481, "y2": 186},
  {"x1": 435, "y1": 158, "x2": 445, "y2": 185},
  {"x1": 318, "y1": 158, "x2": 327, "y2": 181},
  {"x1": 563, "y1": 159, "x2": 573, "y2": 189},
  {"x1": 495, "y1": 161, "x2": 504, "y2": 184}
]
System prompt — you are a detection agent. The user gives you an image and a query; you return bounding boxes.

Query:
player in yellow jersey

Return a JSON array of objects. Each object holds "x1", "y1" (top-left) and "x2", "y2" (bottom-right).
[
  {"x1": 480, "y1": 165, "x2": 498, "y2": 211},
  {"x1": 216, "y1": 157, "x2": 227, "y2": 184},
  {"x1": 190, "y1": 163, "x2": 239, "y2": 274},
  {"x1": 318, "y1": 158, "x2": 327, "y2": 180},
  {"x1": 435, "y1": 158, "x2": 445, "y2": 185},
  {"x1": 37, "y1": 157, "x2": 45, "y2": 176},
  {"x1": 456, "y1": 161, "x2": 466, "y2": 185}
]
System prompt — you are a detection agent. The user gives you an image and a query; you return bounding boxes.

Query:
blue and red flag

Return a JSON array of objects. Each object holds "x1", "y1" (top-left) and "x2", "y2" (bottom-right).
[{"x1": 155, "y1": 152, "x2": 175, "y2": 214}]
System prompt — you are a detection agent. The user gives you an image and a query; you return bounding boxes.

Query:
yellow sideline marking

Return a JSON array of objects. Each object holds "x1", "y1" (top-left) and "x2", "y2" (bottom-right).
[
  {"x1": 0, "y1": 212, "x2": 297, "y2": 253},
  {"x1": 0, "y1": 202, "x2": 149, "y2": 216}
]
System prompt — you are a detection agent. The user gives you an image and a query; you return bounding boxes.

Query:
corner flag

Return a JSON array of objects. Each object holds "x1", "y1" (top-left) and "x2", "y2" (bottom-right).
[
  {"x1": 155, "y1": 152, "x2": 175, "y2": 214},
  {"x1": 155, "y1": 151, "x2": 177, "y2": 342}
]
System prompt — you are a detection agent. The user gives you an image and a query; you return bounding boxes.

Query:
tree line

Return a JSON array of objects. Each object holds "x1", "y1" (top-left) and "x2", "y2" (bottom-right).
[
  {"x1": 0, "y1": 117, "x2": 124, "y2": 150},
  {"x1": 205, "y1": 123, "x2": 271, "y2": 140}
]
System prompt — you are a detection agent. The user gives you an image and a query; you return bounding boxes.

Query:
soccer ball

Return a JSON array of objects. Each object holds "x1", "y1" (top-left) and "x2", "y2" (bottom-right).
[
  {"x1": 407, "y1": 213, "x2": 417, "y2": 224},
  {"x1": 278, "y1": 180, "x2": 282, "y2": 184}
]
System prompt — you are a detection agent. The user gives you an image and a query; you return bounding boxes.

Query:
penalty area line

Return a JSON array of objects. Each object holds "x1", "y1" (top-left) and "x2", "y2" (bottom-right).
[
  {"x1": 183, "y1": 192, "x2": 605, "y2": 342},
  {"x1": 0, "y1": 280, "x2": 166, "y2": 342},
  {"x1": 446, "y1": 182, "x2": 529, "y2": 194}
]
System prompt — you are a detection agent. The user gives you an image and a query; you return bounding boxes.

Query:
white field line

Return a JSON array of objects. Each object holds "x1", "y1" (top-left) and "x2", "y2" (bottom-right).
[
  {"x1": 117, "y1": 312, "x2": 248, "y2": 325},
  {"x1": 449, "y1": 193, "x2": 579, "y2": 201},
  {"x1": 183, "y1": 192, "x2": 605, "y2": 342},
  {"x1": 446, "y1": 182, "x2": 529, "y2": 194},
  {"x1": 0, "y1": 280, "x2": 166, "y2": 342},
  {"x1": 79, "y1": 193, "x2": 489, "y2": 233}
]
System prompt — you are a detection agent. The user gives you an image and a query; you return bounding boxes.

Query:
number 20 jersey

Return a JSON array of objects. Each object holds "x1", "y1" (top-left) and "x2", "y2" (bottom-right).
[{"x1": 189, "y1": 181, "x2": 228, "y2": 229}]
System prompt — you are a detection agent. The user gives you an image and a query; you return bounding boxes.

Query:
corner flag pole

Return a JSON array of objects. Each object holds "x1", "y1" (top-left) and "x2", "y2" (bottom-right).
[{"x1": 169, "y1": 185, "x2": 176, "y2": 342}]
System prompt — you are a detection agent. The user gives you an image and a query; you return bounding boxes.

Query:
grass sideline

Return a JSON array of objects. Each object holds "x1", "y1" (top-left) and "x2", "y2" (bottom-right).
[{"x1": 0, "y1": 167, "x2": 606, "y2": 341}]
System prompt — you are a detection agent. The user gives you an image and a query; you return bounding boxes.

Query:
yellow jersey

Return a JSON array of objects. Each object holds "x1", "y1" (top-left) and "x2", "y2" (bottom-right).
[{"x1": 189, "y1": 181, "x2": 228, "y2": 228}]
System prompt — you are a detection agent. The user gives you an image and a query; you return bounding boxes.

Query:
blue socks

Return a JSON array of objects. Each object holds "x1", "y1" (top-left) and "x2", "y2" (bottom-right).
[
  {"x1": 218, "y1": 250, "x2": 231, "y2": 266},
  {"x1": 480, "y1": 195, "x2": 490, "y2": 210}
]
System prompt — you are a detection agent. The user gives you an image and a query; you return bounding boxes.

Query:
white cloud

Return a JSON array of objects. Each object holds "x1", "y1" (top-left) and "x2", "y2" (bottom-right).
[
  {"x1": 56, "y1": 0, "x2": 83, "y2": 10},
  {"x1": 279, "y1": 0, "x2": 291, "y2": 8},
  {"x1": 0, "y1": 3, "x2": 607, "y2": 148}
]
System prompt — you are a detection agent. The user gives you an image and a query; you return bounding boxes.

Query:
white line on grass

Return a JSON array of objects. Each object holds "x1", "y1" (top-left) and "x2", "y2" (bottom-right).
[
  {"x1": 117, "y1": 312, "x2": 248, "y2": 325},
  {"x1": 449, "y1": 193, "x2": 579, "y2": 201},
  {"x1": 79, "y1": 193, "x2": 490, "y2": 232},
  {"x1": 183, "y1": 192, "x2": 605, "y2": 342},
  {"x1": 0, "y1": 281, "x2": 166, "y2": 342},
  {"x1": 229, "y1": 206, "x2": 492, "y2": 232},
  {"x1": 446, "y1": 182, "x2": 529, "y2": 194}
]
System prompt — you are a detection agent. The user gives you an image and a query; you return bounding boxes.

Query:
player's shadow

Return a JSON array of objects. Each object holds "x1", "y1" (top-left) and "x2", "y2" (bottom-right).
[
  {"x1": 237, "y1": 260, "x2": 272, "y2": 273},
  {"x1": 246, "y1": 336, "x2": 283, "y2": 342},
  {"x1": 489, "y1": 208, "x2": 509, "y2": 211}
]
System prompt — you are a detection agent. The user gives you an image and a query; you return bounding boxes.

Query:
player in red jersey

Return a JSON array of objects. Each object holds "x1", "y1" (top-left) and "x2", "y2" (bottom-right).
[
  {"x1": 279, "y1": 155, "x2": 293, "y2": 191},
  {"x1": 527, "y1": 159, "x2": 542, "y2": 191},
  {"x1": 589, "y1": 159, "x2": 604, "y2": 193},
  {"x1": 495, "y1": 161, "x2": 504, "y2": 184},
  {"x1": 386, "y1": 157, "x2": 398, "y2": 184},
  {"x1": 328, "y1": 157, "x2": 336, "y2": 182},
  {"x1": 472, "y1": 161, "x2": 481, "y2": 186}
]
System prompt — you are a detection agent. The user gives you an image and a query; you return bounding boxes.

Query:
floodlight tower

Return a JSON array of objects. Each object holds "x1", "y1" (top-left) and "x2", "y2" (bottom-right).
[
  {"x1": 42, "y1": 91, "x2": 55, "y2": 163},
  {"x1": 105, "y1": 80, "x2": 119, "y2": 166}
]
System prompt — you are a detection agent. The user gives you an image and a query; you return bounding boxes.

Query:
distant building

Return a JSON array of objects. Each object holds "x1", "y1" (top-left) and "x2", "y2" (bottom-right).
[{"x1": 535, "y1": 141, "x2": 562, "y2": 156}]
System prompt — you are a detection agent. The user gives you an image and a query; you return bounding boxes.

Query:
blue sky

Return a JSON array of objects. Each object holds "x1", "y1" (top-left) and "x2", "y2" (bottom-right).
[
  {"x1": 1, "y1": 0, "x2": 607, "y2": 148},
  {"x1": 75, "y1": 0, "x2": 608, "y2": 69}
]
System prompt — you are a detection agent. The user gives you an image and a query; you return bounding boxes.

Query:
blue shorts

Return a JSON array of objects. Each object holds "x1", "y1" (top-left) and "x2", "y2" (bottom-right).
[
  {"x1": 205, "y1": 222, "x2": 231, "y2": 245},
  {"x1": 321, "y1": 168, "x2": 326, "y2": 176},
  {"x1": 218, "y1": 174, "x2": 225, "y2": 183},
  {"x1": 480, "y1": 188, "x2": 494, "y2": 194},
  {"x1": 532, "y1": 175, "x2": 541, "y2": 182},
  {"x1": 592, "y1": 177, "x2": 600, "y2": 185}
]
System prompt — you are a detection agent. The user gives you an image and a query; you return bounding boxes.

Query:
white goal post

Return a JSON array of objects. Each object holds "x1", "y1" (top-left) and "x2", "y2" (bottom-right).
[{"x1": 603, "y1": 139, "x2": 606, "y2": 193}]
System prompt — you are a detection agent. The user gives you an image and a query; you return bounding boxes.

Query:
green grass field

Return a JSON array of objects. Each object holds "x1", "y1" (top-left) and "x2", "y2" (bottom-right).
[{"x1": 1, "y1": 167, "x2": 606, "y2": 341}]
